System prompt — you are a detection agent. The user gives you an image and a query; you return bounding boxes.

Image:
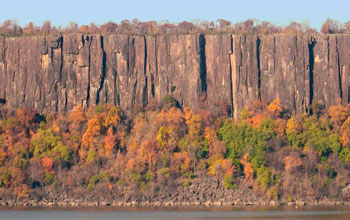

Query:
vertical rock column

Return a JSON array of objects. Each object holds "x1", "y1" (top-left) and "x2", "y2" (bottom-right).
[
  {"x1": 230, "y1": 35, "x2": 260, "y2": 118},
  {"x1": 312, "y1": 35, "x2": 341, "y2": 109},
  {"x1": 259, "y1": 35, "x2": 311, "y2": 114},
  {"x1": 337, "y1": 35, "x2": 350, "y2": 104},
  {"x1": 146, "y1": 34, "x2": 202, "y2": 110},
  {"x1": 204, "y1": 34, "x2": 233, "y2": 114}
]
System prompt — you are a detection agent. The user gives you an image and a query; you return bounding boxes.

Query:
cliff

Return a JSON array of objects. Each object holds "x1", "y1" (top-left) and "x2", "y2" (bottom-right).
[{"x1": 0, "y1": 33, "x2": 349, "y2": 116}]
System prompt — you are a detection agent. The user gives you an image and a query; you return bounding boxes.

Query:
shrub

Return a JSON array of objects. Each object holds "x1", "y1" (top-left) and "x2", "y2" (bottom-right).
[
  {"x1": 339, "y1": 147, "x2": 350, "y2": 163},
  {"x1": 257, "y1": 166, "x2": 271, "y2": 191},
  {"x1": 223, "y1": 175, "x2": 237, "y2": 189},
  {"x1": 161, "y1": 95, "x2": 180, "y2": 109}
]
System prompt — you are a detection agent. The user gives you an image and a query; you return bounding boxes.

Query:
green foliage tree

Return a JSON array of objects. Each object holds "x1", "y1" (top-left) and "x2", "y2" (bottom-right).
[{"x1": 31, "y1": 128, "x2": 71, "y2": 163}]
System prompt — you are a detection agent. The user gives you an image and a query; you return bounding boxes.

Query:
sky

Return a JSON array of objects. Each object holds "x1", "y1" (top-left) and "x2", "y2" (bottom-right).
[{"x1": 1, "y1": 0, "x2": 349, "y2": 30}]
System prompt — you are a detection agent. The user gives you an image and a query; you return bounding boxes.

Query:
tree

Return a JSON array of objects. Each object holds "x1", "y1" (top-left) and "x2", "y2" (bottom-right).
[
  {"x1": 239, "y1": 154, "x2": 254, "y2": 183},
  {"x1": 104, "y1": 106, "x2": 121, "y2": 128},
  {"x1": 69, "y1": 105, "x2": 86, "y2": 133},
  {"x1": 184, "y1": 107, "x2": 203, "y2": 140},
  {"x1": 41, "y1": 21, "x2": 52, "y2": 35},
  {"x1": 64, "y1": 22, "x2": 78, "y2": 34},
  {"x1": 171, "y1": 151, "x2": 191, "y2": 177},
  {"x1": 100, "y1": 22, "x2": 118, "y2": 34},
  {"x1": 23, "y1": 22, "x2": 39, "y2": 35},
  {"x1": 340, "y1": 117, "x2": 350, "y2": 147},
  {"x1": 321, "y1": 19, "x2": 342, "y2": 34},
  {"x1": 31, "y1": 128, "x2": 71, "y2": 163},
  {"x1": 0, "y1": 20, "x2": 22, "y2": 36},
  {"x1": 286, "y1": 116, "x2": 302, "y2": 148},
  {"x1": 284, "y1": 21, "x2": 312, "y2": 34},
  {"x1": 79, "y1": 25, "x2": 89, "y2": 33},
  {"x1": 283, "y1": 154, "x2": 302, "y2": 173},
  {"x1": 81, "y1": 115, "x2": 103, "y2": 150},
  {"x1": 41, "y1": 156, "x2": 53, "y2": 171},
  {"x1": 104, "y1": 127, "x2": 117, "y2": 157},
  {"x1": 246, "y1": 113, "x2": 265, "y2": 128},
  {"x1": 328, "y1": 105, "x2": 349, "y2": 130},
  {"x1": 267, "y1": 98, "x2": 283, "y2": 117},
  {"x1": 217, "y1": 19, "x2": 231, "y2": 32},
  {"x1": 221, "y1": 159, "x2": 236, "y2": 189}
]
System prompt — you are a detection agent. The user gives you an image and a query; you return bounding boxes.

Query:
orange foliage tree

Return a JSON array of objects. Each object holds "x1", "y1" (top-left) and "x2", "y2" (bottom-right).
[
  {"x1": 267, "y1": 98, "x2": 283, "y2": 117},
  {"x1": 328, "y1": 105, "x2": 349, "y2": 130},
  {"x1": 340, "y1": 117, "x2": 350, "y2": 147},
  {"x1": 239, "y1": 154, "x2": 254, "y2": 183}
]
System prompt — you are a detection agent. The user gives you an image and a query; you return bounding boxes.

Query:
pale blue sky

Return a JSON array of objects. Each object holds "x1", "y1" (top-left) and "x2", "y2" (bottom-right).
[{"x1": 1, "y1": 0, "x2": 349, "y2": 30}]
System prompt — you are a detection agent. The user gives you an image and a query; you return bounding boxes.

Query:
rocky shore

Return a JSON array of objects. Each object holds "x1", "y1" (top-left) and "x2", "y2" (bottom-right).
[
  {"x1": 1, "y1": 175, "x2": 350, "y2": 208},
  {"x1": 2, "y1": 197, "x2": 350, "y2": 208}
]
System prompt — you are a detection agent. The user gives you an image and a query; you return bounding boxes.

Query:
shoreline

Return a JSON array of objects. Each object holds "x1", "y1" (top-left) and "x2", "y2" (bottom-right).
[
  {"x1": 2, "y1": 199, "x2": 350, "y2": 208},
  {"x1": 2, "y1": 175, "x2": 350, "y2": 209}
]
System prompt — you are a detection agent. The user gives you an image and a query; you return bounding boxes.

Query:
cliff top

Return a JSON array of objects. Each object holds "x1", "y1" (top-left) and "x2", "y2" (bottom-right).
[
  {"x1": 4, "y1": 32, "x2": 350, "y2": 41},
  {"x1": 1, "y1": 18, "x2": 349, "y2": 37}
]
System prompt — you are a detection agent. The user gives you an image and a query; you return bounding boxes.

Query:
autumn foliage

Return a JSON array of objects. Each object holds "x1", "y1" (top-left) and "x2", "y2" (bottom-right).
[{"x1": 0, "y1": 98, "x2": 350, "y2": 202}]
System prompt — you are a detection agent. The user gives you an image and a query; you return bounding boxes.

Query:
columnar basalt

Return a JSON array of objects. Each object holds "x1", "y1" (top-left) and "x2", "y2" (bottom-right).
[{"x1": 0, "y1": 33, "x2": 349, "y2": 117}]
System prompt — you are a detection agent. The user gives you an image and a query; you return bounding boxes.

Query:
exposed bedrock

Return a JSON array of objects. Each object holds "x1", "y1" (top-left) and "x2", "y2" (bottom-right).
[{"x1": 0, "y1": 33, "x2": 349, "y2": 117}]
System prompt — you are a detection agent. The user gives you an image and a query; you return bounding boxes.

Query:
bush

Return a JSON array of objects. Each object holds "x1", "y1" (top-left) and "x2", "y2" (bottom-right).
[
  {"x1": 43, "y1": 172, "x2": 57, "y2": 186},
  {"x1": 339, "y1": 147, "x2": 350, "y2": 163},
  {"x1": 257, "y1": 166, "x2": 271, "y2": 191},
  {"x1": 161, "y1": 95, "x2": 180, "y2": 109},
  {"x1": 223, "y1": 175, "x2": 237, "y2": 189},
  {"x1": 87, "y1": 172, "x2": 109, "y2": 191}
]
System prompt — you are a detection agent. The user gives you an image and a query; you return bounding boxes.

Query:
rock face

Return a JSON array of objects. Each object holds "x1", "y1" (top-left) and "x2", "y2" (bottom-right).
[{"x1": 0, "y1": 33, "x2": 349, "y2": 117}]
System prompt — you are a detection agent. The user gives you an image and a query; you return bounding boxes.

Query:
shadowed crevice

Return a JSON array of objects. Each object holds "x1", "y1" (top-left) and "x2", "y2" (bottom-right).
[
  {"x1": 229, "y1": 35, "x2": 234, "y2": 117},
  {"x1": 308, "y1": 37, "x2": 316, "y2": 114},
  {"x1": 336, "y1": 37, "x2": 343, "y2": 101},
  {"x1": 143, "y1": 36, "x2": 148, "y2": 107},
  {"x1": 199, "y1": 34, "x2": 207, "y2": 96},
  {"x1": 96, "y1": 35, "x2": 107, "y2": 105},
  {"x1": 256, "y1": 37, "x2": 261, "y2": 100}
]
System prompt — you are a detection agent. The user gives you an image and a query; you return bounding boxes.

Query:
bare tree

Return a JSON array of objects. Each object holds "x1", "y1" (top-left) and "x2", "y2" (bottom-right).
[
  {"x1": 0, "y1": 20, "x2": 23, "y2": 36},
  {"x1": 321, "y1": 18, "x2": 343, "y2": 34},
  {"x1": 41, "y1": 21, "x2": 52, "y2": 35}
]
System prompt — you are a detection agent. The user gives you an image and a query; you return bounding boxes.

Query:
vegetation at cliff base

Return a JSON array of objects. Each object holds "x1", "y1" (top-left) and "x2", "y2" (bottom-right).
[{"x1": 0, "y1": 98, "x2": 350, "y2": 202}]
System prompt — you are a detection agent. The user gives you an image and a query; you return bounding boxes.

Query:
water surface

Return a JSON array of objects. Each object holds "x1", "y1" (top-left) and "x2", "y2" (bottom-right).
[{"x1": 1, "y1": 206, "x2": 350, "y2": 220}]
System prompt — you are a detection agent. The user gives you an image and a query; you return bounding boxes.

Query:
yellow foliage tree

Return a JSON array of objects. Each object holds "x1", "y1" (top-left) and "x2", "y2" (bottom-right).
[
  {"x1": 156, "y1": 107, "x2": 184, "y2": 132},
  {"x1": 286, "y1": 117, "x2": 301, "y2": 135},
  {"x1": 340, "y1": 117, "x2": 350, "y2": 147},
  {"x1": 104, "y1": 106, "x2": 120, "y2": 128},
  {"x1": 328, "y1": 105, "x2": 349, "y2": 129},
  {"x1": 104, "y1": 127, "x2": 117, "y2": 157},
  {"x1": 82, "y1": 116, "x2": 102, "y2": 148},
  {"x1": 184, "y1": 107, "x2": 203, "y2": 140},
  {"x1": 156, "y1": 126, "x2": 173, "y2": 149},
  {"x1": 268, "y1": 98, "x2": 283, "y2": 117}
]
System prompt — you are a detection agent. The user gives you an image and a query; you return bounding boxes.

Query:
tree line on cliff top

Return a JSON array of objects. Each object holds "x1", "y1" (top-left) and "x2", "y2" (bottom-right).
[
  {"x1": 0, "y1": 18, "x2": 349, "y2": 37},
  {"x1": 0, "y1": 96, "x2": 350, "y2": 202}
]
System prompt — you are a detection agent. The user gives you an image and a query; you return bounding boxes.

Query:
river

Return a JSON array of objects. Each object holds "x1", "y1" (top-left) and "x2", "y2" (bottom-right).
[{"x1": 0, "y1": 206, "x2": 350, "y2": 220}]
